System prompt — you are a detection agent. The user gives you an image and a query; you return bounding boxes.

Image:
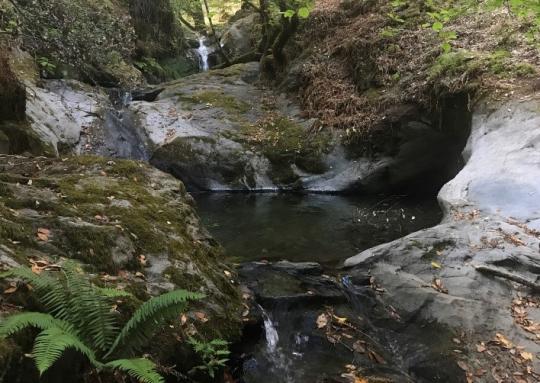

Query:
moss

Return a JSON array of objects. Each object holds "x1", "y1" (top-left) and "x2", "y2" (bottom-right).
[
  {"x1": 180, "y1": 90, "x2": 250, "y2": 114},
  {"x1": 429, "y1": 51, "x2": 481, "y2": 80},
  {"x1": 57, "y1": 224, "x2": 122, "y2": 272},
  {"x1": 239, "y1": 115, "x2": 332, "y2": 184}
]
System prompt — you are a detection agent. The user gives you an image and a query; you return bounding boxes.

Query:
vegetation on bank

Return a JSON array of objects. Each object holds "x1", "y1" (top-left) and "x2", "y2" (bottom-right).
[
  {"x1": 0, "y1": 156, "x2": 242, "y2": 382},
  {"x1": 0, "y1": 261, "x2": 203, "y2": 383},
  {"x1": 286, "y1": 0, "x2": 540, "y2": 143}
]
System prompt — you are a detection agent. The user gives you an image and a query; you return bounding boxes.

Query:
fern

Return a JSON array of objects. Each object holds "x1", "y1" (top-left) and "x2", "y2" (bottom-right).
[
  {"x1": 107, "y1": 289, "x2": 204, "y2": 357},
  {"x1": 106, "y1": 358, "x2": 164, "y2": 383},
  {"x1": 95, "y1": 287, "x2": 133, "y2": 299},
  {"x1": 0, "y1": 261, "x2": 204, "y2": 382},
  {"x1": 0, "y1": 312, "x2": 72, "y2": 337},
  {"x1": 33, "y1": 326, "x2": 99, "y2": 375}
]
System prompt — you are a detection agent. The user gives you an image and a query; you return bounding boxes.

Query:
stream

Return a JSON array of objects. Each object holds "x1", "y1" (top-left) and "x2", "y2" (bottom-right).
[
  {"x1": 194, "y1": 193, "x2": 460, "y2": 383},
  {"x1": 195, "y1": 193, "x2": 442, "y2": 267}
]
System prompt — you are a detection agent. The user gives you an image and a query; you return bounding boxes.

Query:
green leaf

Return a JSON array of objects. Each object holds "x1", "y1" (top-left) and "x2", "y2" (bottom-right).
[
  {"x1": 441, "y1": 42, "x2": 452, "y2": 53},
  {"x1": 0, "y1": 312, "x2": 72, "y2": 338},
  {"x1": 432, "y1": 21, "x2": 444, "y2": 32},
  {"x1": 283, "y1": 9, "x2": 295, "y2": 18},
  {"x1": 107, "y1": 290, "x2": 203, "y2": 357},
  {"x1": 106, "y1": 358, "x2": 164, "y2": 383},
  {"x1": 33, "y1": 327, "x2": 98, "y2": 375},
  {"x1": 298, "y1": 7, "x2": 310, "y2": 19}
]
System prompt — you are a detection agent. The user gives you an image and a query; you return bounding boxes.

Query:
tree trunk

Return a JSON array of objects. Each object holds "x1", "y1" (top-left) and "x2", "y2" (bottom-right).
[{"x1": 202, "y1": 0, "x2": 230, "y2": 65}]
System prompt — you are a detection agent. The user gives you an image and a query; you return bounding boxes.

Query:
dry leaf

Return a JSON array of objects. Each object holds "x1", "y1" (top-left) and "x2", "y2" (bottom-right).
[
  {"x1": 368, "y1": 350, "x2": 385, "y2": 364},
  {"x1": 431, "y1": 261, "x2": 442, "y2": 269},
  {"x1": 520, "y1": 351, "x2": 533, "y2": 361},
  {"x1": 195, "y1": 311, "x2": 209, "y2": 323},
  {"x1": 353, "y1": 340, "x2": 366, "y2": 354},
  {"x1": 495, "y1": 333, "x2": 513, "y2": 349},
  {"x1": 476, "y1": 343, "x2": 486, "y2": 353},
  {"x1": 457, "y1": 360, "x2": 469, "y2": 371},
  {"x1": 36, "y1": 228, "x2": 50, "y2": 242},
  {"x1": 316, "y1": 313, "x2": 329, "y2": 328},
  {"x1": 3, "y1": 284, "x2": 17, "y2": 294}
]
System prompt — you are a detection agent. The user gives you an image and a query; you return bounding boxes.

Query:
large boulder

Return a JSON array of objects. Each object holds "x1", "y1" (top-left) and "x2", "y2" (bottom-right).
[
  {"x1": 221, "y1": 13, "x2": 262, "y2": 59},
  {"x1": 0, "y1": 155, "x2": 242, "y2": 380},
  {"x1": 344, "y1": 100, "x2": 540, "y2": 380},
  {"x1": 128, "y1": 63, "x2": 469, "y2": 193}
]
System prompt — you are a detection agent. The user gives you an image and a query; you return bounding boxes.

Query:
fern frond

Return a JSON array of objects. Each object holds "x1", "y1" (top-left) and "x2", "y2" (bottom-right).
[
  {"x1": 61, "y1": 262, "x2": 118, "y2": 353},
  {"x1": 33, "y1": 326, "x2": 99, "y2": 375},
  {"x1": 1, "y1": 266, "x2": 71, "y2": 317},
  {"x1": 107, "y1": 290, "x2": 203, "y2": 357},
  {"x1": 94, "y1": 287, "x2": 133, "y2": 299},
  {"x1": 0, "y1": 312, "x2": 72, "y2": 338},
  {"x1": 106, "y1": 358, "x2": 164, "y2": 383},
  {"x1": 1, "y1": 266, "x2": 61, "y2": 296}
]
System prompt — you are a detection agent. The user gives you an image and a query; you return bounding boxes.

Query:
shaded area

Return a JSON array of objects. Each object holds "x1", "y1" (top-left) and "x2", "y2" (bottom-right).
[{"x1": 195, "y1": 193, "x2": 442, "y2": 266}]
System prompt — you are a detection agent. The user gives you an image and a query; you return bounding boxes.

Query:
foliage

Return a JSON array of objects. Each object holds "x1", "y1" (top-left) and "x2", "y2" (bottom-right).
[
  {"x1": 188, "y1": 337, "x2": 230, "y2": 379},
  {"x1": 0, "y1": 261, "x2": 204, "y2": 383},
  {"x1": 0, "y1": 0, "x2": 139, "y2": 85}
]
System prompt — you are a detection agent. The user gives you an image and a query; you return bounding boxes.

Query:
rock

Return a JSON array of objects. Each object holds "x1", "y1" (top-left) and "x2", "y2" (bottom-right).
[
  {"x1": 0, "y1": 131, "x2": 9, "y2": 154},
  {"x1": 221, "y1": 13, "x2": 262, "y2": 59},
  {"x1": 235, "y1": 261, "x2": 466, "y2": 382},
  {"x1": 0, "y1": 155, "x2": 243, "y2": 377},
  {"x1": 127, "y1": 63, "x2": 468, "y2": 193},
  {"x1": 345, "y1": 99, "x2": 540, "y2": 375}
]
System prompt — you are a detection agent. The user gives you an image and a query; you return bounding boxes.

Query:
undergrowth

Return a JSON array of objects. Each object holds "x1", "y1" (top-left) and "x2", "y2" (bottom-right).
[{"x1": 289, "y1": 0, "x2": 540, "y2": 144}]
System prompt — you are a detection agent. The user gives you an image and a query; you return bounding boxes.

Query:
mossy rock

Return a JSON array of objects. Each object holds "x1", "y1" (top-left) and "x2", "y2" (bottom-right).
[{"x1": 0, "y1": 155, "x2": 243, "y2": 378}]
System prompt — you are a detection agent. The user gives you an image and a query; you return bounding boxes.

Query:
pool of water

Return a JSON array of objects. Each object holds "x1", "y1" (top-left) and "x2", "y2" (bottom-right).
[{"x1": 194, "y1": 193, "x2": 443, "y2": 266}]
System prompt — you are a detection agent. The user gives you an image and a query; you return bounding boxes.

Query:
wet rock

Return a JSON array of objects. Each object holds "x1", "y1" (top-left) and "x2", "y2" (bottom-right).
[
  {"x1": 345, "y1": 100, "x2": 540, "y2": 377},
  {"x1": 235, "y1": 261, "x2": 466, "y2": 383}
]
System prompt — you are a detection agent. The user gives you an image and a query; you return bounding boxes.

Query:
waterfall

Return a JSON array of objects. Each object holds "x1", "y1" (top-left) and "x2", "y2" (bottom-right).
[
  {"x1": 261, "y1": 306, "x2": 279, "y2": 353},
  {"x1": 197, "y1": 37, "x2": 210, "y2": 72},
  {"x1": 257, "y1": 305, "x2": 294, "y2": 382}
]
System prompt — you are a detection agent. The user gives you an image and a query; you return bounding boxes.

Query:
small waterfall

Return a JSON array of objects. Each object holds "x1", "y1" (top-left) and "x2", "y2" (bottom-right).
[
  {"x1": 261, "y1": 307, "x2": 279, "y2": 353},
  {"x1": 257, "y1": 305, "x2": 294, "y2": 382},
  {"x1": 196, "y1": 37, "x2": 210, "y2": 72}
]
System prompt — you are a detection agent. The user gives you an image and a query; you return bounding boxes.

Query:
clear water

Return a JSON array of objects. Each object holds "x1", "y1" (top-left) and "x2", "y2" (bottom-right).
[{"x1": 194, "y1": 193, "x2": 442, "y2": 266}]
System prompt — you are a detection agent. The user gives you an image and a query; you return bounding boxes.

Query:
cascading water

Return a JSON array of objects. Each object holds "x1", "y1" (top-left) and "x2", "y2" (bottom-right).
[
  {"x1": 257, "y1": 305, "x2": 294, "y2": 383},
  {"x1": 196, "y1": 37, "x2": 210, "y2": 71},
  {"x1": 261, "y1": 306, "x2": 279, "y2": 354}
]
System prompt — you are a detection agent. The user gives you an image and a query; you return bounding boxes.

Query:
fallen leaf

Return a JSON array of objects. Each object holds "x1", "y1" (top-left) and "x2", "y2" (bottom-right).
[
  {"x1": 457, "y1": 360, "x2": 469, "y2": 371},
  {"x1": 353, "y1": 340, "x2": 366, "y2": 354},
  {"x1": 520, "y1": 351, "x2": 533, "y2": 361},
  {"x1": 195, "y1": 311, "x2": 209, "y2": 323},
  {"x1": 368, "y1": 350, "x2": 385, "y2": 364},
  {"x1": 495, "y1": 333, "x2": 513, "y2": 349},
  {"x1": 333, "y1": 315, "x2": 348, "y2": 325},
  {"x1": 476, "y1": 343, "x2": 486, "y2": 353},
  {"x1": 3, "y1": 285, "x2": 17, "y2": 294},
  {"x1": 36, "y1": 228, "x2": 50, "y2": 242},
  {"x1": 316, "y1": 313, "x2": 329, "y2": 328},
  {"x1": 431, "y1": 261, "x2": 442, "y2": 269}
]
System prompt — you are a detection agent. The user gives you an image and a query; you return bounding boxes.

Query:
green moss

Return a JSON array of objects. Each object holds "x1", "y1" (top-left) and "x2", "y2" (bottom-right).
[
  {"x1": 181, "y1": 90, "x2": 250, "y2": 114},
  {"x1": 429, "y1": 50, "x2": 481, "y2": 80},
  {"x1": 239, "y1": 115, "x2": 332, "y2": 185},
  {"x1": 57, "y1": 224, "x2": 122, "y2": 272}
]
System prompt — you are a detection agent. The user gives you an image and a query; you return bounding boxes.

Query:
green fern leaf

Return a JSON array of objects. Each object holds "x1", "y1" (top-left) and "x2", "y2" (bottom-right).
[
  {"x1": 106, "y1": 358, "x2": 164, "y2": 383},
  {"x1": 0, "y1": 312, "x2": 72, "y2": 338},
  {"x1": 33, "y1": 326, "x2": 99, "y2": 375},
  {"x1": 107, "y1": 290, "x2": 203, "y2": 357},
  {"x1": 60, "y1": 263, "x2": 118, "y2": 353},
  {"x1": 94, "y1": 287, "x2": 133, "y2": 299}
]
